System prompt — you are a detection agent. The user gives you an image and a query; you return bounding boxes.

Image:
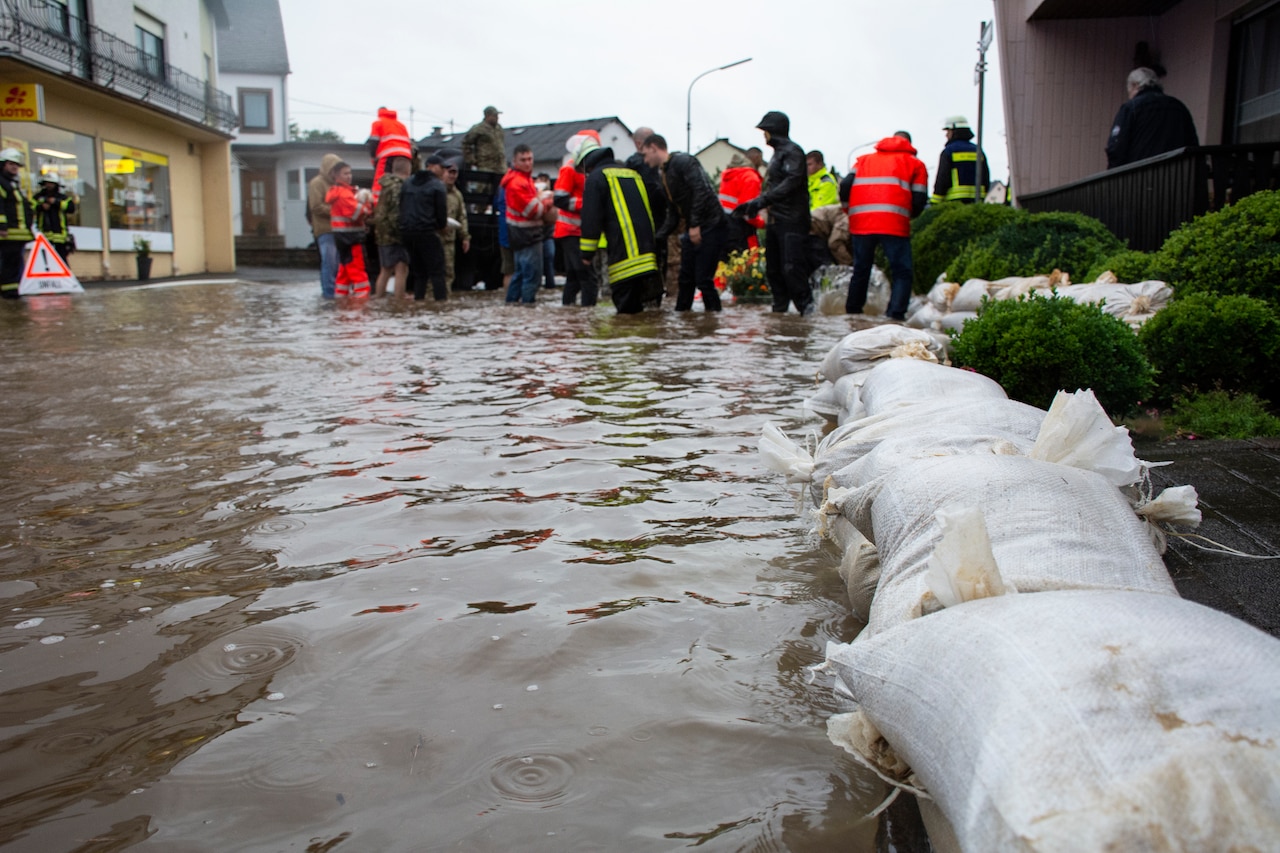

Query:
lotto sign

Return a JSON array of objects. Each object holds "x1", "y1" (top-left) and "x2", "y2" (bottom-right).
[
  {"x1": 0, "y1": 84, "x2": 44, "y2": 122},
  {"x1": 18, "y1": 233, "x2": 83, "y2": 295}
]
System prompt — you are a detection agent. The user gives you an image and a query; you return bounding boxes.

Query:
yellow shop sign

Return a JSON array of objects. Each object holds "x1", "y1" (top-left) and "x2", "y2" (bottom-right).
[{"x1": 0, "y1": 84, "x2": 45, "y2": 122}]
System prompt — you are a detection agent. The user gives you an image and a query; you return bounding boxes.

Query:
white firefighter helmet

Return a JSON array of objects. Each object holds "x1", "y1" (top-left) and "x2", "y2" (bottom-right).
[
  {"x1": 942, "y1": 116, "x2": 971, "y2": 131},
  {"x1": 0, "y1": 147, "x2": 25, "y2": 166},
  {"x1": 40, "y1": 173, "x2": 63, "y2": 188}
]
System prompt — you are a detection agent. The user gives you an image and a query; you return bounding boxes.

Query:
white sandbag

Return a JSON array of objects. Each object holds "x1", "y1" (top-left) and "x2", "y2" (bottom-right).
[
  {"x1": 818, "y1": 326, "x2": 946, "y2": 382},
  {"x1": 810, "y1": 397, "x2": 1047, "y2": 506},
  {"x1": 1030, "y1": 389, "x2": 1142, "y2": 487},
  {"x1": 758, "y1": 422, "x2": 814, "y2": 485},
  {"x1": 855, "y1": 359, "x2": 1006, "y2": 417},
  {"x1": 935, "y1": 310, "x2": 977, "y2": 332},
  {"x1": 825, "y1": 590, "x2": 1280, "y2": 853},
  {"x1": 804, "y1": 381, "x2": 840, "y2": 419},
  {"x1": 833, "y1": 454, "x2": 1175, "y2": 637},
  {"x1": 923, "y1": 504, "x2": 1013, "y2": 607},
  {"x1": 949, "y1": 279, "x2": 989, "y2": 313},
  {"x1": 833, "y1": 520, "x2": 881, "y2": 623},
  {"x1": 906, "y1": 302, "x2": 945, "y2": 329},
  {"x1": 825, "y1": 429, "x2": 1035, "y2": 499},
  {"x1": 926, "y1": 280, "x2": 959, "y2": 312},
  {"x1": 1055, "y1": 280, "x2": 1173, "y2": 328},
  {"x1": 832, "y1": 371, "x2": 869, "y2": 424}
]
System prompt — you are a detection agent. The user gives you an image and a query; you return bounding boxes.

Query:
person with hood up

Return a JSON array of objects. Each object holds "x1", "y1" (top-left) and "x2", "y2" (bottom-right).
[
  {"x1": 307, "y1": 153, "x2": 342, "y2": 298},
  {"x1": 718, "y1": 153, "x2": 763, "y2": 255},
  {"x1": 366, "y1": 107, "x2": 415, "y2": 204},
  {"x1": 845, "y1": 133, "x2": 929, "y2": 320},
  {"x1": 931, "y1": 116, "x2": 988, "y2": 204},
  {"x1": 733, "y1": 111, "x2": 813, "y2": 314},
  {"x1": 398, "y1": 155, "x2": 450, "y2": 301},
  {"x1": 576, "y1": 138, "x2": 662, "y2": 314}
]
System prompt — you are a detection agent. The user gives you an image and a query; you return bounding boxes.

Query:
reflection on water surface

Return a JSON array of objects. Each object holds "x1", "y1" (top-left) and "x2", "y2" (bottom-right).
[{"x1": 0, "y1": 281, "x2": 884, "y2": 852}]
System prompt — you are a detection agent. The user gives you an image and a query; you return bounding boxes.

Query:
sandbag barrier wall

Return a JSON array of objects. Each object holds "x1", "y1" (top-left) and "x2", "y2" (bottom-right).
[{"x1": 760, "y1": 326, "x2": 1280, "y2": 852}]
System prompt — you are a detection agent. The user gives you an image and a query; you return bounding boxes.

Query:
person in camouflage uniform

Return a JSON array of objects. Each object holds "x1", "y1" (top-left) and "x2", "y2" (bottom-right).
[
  {"x1": 463, "y1": 106, "x2": 506, "y2": 173},
  {"x1": 372, "y1": 156, "x2": 411, "y2": 297},
  {"x1": 442, "y1": 158, "x2": 471, "y2": 290}
]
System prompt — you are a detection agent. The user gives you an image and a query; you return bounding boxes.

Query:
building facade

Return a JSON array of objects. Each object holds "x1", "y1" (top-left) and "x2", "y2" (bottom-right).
[
  {"x1": 0, "y1": 0, "x2": 238, "y2": 279},
  {"x1": 994, "y1": 0, "x2": 1279, "y2": 198}
]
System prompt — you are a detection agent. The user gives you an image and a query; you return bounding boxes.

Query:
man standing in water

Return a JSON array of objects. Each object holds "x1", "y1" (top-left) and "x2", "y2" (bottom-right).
[
  {"x1": 734, "y1": 111, "x2": 813, "y2": 315},
  {"x1": 577, "y1": 137, "x2": 662, "y2": 314}
]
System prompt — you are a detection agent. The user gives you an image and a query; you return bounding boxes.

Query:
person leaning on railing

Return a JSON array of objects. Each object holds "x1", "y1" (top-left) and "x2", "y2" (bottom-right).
[{"x1": 1106, "y1": 67, "x2": 1199, "y2": 169}]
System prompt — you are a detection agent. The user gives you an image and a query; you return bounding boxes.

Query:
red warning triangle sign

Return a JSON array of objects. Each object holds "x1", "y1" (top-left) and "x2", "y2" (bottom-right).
[{"x1": 19, "y1": 233, "x2": 83, "y2": 295}]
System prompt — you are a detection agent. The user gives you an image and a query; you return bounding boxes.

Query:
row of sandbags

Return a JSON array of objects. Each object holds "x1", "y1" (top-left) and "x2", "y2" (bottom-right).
[
  {"x1": 908, "y1": 269, "x2": 1174, "y2": 332},
  {"x1": 760, "y1": 327, "x2": 1280, "y2": 852}
]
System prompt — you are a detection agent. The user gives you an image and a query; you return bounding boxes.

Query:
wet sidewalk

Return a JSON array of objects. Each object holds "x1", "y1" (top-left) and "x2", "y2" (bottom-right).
[{"x1": 1142, "y1": 438, "x2": 1280, "y2": 637}]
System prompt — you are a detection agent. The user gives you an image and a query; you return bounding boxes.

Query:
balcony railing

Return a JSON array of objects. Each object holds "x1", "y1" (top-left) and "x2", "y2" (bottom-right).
[
  {"x1": 0, "y1": 0, "x2": 237, "y2": 133},
  {"x1": 1018, "y1": 144, "x2": 1280, "y2": 251}
]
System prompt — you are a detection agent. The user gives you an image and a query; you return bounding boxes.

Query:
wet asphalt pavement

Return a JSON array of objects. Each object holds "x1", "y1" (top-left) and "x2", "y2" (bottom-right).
[{"x1": 1142, "y1": 438, "x2": 1280, "y2": 638}]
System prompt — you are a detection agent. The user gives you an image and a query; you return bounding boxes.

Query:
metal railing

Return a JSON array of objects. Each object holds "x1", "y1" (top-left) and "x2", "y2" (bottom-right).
[
  {"x1": 1019, "y1": 144, "x2": 1280, "y2": 251},
  {"x1": 0, "y1": 0, "x2": 237, "y2": 133}
]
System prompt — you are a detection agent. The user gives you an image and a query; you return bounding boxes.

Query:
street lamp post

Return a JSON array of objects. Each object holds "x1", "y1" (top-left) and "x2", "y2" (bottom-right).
[
  {"x1": 686, "y1": 57, "x2": 752, "y2": 153},
  {"x1": 974, "y1": 21, "x2": 993, "y2": 202}
]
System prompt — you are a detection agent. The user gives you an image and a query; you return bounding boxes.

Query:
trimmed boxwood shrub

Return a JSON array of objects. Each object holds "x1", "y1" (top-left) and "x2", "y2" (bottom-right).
[
  {"x1": 1154, "y1": 190, "x2": 1280, "y2": 304},
  {"x1": 1166, "y1": 390, "x2": 1280, "y2": 439},
  {"x1": 1084, "y1": 249, "x2": 1162, "y2": 284},
  {"x1": 946, "y1": 211, "x2": 1125, "y2": 283},
  {"x1": 1137, "y1": 291, "x2": 1280, "y2": 405},
  {"x1": 910, "y1": 203, "x2": 1024, "y2": 292},
  {"x1": 950, "y1": 293, "x2": 1154, "y2": 414}
]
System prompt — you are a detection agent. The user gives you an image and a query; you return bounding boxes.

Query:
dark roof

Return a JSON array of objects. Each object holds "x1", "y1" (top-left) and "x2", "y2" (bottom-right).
[
  {"x1": 418, "y1": 116, "x2": 631, "y2": 164},
  {"x1": 217, "y1": 0, "x2": 290, "y2": 76}
]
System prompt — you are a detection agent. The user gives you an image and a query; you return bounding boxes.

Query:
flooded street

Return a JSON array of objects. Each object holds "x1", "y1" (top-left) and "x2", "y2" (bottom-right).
[{"x1": 0, "y1": 280, "x2": 883, "y2": 852}]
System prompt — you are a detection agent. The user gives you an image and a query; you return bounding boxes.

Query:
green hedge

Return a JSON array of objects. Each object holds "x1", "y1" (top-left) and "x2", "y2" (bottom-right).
[
  {"x1": 946, "y1": 211, "x2": 1124, "y2": 283},
  {"x1": 1138, "y1": 291, "x2": 1280, "y2": 406},
  {"x1": 1154, "y1": 190, "x2": 1280, "y2": 304},
  {"x1": 910, "y1": 203, "x2": 1024, "y2": 292},
  {"x1": 950, "y1": 293, "x2": 1153, "y2": 414}
]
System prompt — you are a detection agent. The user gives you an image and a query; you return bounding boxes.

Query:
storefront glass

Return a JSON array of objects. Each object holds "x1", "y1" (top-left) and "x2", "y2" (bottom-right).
[{"x1": 0, "y1": 122, "x2": 102, "y2": 248}]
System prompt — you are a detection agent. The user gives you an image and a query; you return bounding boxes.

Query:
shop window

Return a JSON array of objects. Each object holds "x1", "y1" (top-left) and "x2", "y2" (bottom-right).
[
  {"x1": 104, "y1": 140, "x2": 173, "y2": 252},
  {"x1": 238, "y1": 89, "x2": 273, "y2": 134},
  {"x1": 0, "y1": 123, "x2": 102, "y2": 250}
]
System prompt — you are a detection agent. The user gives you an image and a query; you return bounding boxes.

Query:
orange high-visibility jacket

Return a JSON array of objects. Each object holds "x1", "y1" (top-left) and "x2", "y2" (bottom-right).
[
  {"x1": 718, "y1": 166, "x2": 764, "y2": 228},
  {"x1": 368, "y1": 108, "x2": 413, "y2": 162},
  {"x1": 552, "y1": 163, "x2": 585, "y2": 239},
  {"x1": 848, "y1": 136, "x2": 929, "y2": 238}
]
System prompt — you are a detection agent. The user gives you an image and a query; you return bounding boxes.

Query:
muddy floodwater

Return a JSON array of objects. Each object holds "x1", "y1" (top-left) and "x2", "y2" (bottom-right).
[{"x1": 0, "y1": 280, "x2": 886, "y2": 852}]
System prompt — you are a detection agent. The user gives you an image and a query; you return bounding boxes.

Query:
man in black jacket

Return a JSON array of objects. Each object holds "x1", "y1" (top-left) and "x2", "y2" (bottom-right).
[
  {"x1": 398, "y1": 155, "x2": 450, "y2": 301},
  {"x1": 733, "y1": 111, "x2": 813, "y2": 314},
  {"x1": 1106, "y1": 67, "x2": 1198, "y2": 169},
  {"x1": 642, "y1": 134, "x2": 726, "y2": 312}
]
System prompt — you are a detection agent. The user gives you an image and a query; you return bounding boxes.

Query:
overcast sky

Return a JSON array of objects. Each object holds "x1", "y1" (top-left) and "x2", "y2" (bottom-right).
[{"x1": 277, "y1": 0, "x2": 1006, "y2": 185}]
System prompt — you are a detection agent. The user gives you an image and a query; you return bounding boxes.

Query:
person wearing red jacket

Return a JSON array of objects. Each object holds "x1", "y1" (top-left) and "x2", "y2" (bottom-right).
[
  {"x1": 500, "y1": 144, "x2": 551, "y2": 304},
  {"x1": 718, "y1": 153, "x2": 763, "y2": 255},
  {"x1": 845, "y1": 133, "x2": 929, "y2": 320},
  {"x1": 366, "y1": 107, "x2": 414, "y2": 203},
  {"x1": 553, "y1": 131, "x2": 599, "y2": 306}
]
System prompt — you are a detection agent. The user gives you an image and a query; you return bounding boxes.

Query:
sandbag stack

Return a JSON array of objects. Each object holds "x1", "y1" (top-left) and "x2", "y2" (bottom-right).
[
  {"x1": 908, "y1": 269, "x2": 1174, "y2": 332},
  {"x1": 761, "y1": 327, "x2": 1280, "y2": 851}
]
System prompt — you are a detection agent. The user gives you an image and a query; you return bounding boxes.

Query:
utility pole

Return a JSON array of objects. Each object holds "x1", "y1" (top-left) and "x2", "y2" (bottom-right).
[{"x1": 975, "y1": 20, "x2": 993, "y2": 203}]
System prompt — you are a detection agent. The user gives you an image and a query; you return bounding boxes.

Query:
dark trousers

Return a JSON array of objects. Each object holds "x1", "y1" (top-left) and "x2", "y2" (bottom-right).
[
  {"x1": 724, "y1": 217, "x2": 753, "y2": 258},
  {"x1": 403, "y1": 230, "x2": 447, "y2": 301},
  {"x1": 675, "y1": 219, "x2": 726, "y2": 312},
  {"x1": 765, "y1": 220, "x2": 813, "y2": 314},
  {"x1": 560, "y1": 236, "x2": 598, "y2": 306},
  {"x1": 611, "y1": 271, "x2": 663, "y2": 314},
  {"x1": 0, "y1": 241, "x2": 24, "y2": 299},
  {"x1": 847, "y1": 233, "x2": 912, "y2": 319}
]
